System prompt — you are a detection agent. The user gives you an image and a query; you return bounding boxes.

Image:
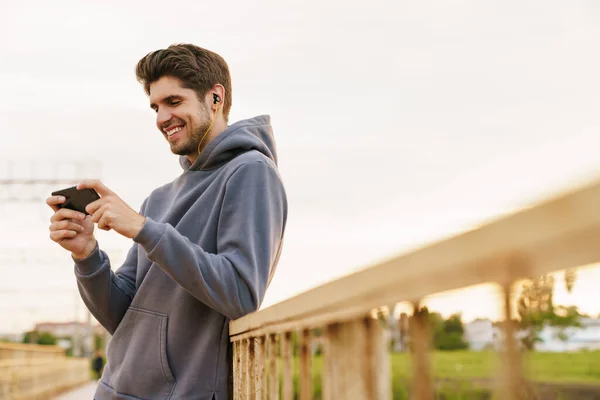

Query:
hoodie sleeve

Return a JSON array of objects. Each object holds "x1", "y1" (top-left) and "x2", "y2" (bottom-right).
[
  {"x1": 133, "y1": 160, "x2": 287, "y2": 320},
  {"x1": 73, "y1": 199, "x2": 148, "y2": 335}
]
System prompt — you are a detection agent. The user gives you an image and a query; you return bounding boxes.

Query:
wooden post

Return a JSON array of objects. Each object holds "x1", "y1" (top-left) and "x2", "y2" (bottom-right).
[
  {"x1": 239, "y1": 339, "x2": 249, "y2": 399},
  {"x1": 322, "y1": 323, "x2": 338, "y2": 400},
  {"x1": 410, "y1": 304, "x2": 433, "y2": 400},
  {"x1": 323, "y1": 319, "x2": 374, "y2": 399},
  {"x1": 248, "y1": 338, "x2": 256, "y2": 399},
  {"x1": 366, "y1": 317, "x2": 392, "y2": 400},
  {"x1": 254, "y1": 336, "x2": 266, "y2": 400},
  {"x1": 282, "y1": 332, "x2": 293, "y2": 400},
  {"x1": 268, "y1": 334, "x2": 279, "y2": 400},
  {"x1": 498, "y1": 283, "x2": 529, "y2": 400},
  {"x1": 299, "y1": 329, "x2": 312, "y2": 400},
  {"x1": 233, "y1": 340, "x2": 242, "y2": 400}
]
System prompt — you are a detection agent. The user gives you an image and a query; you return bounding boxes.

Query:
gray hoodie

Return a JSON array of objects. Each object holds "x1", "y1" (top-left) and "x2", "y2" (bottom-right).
[{"x1": 74, "y1": 115, "x2": 288, "y2": 400}]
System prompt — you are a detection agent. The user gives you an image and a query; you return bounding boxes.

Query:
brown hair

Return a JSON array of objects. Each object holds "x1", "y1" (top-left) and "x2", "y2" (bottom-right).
[{"x1": 135, "y1": 44, "x2": 232, "y2": 121}]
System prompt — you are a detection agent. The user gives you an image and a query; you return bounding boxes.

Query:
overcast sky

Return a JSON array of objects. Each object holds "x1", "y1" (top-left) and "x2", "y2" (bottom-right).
[{"x1": 2, "y1": 0, "x2": 600, "y2": 333}]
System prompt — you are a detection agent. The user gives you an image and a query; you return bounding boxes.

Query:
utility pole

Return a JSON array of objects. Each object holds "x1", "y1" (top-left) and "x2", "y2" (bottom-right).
[
  {"x1": 85, "y1": 308, "x2": 94, "y2": 358},
  {"x1": 0, "y1": 159, "x2": 101, "y2": 359},
  {"x1": 73, "y1": 292, "x2": 82, "y2": 357}
]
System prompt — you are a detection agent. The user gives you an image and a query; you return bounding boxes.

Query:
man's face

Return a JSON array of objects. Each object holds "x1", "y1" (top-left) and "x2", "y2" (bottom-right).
[{"x1": 149, "y1": 76, "x2": 211, "y2": 157}]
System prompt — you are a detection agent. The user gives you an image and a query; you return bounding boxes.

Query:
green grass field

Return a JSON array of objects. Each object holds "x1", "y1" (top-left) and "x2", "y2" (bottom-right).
[
  {"x1": 291, "y1": 351, "x2": 600, "y2": 399},
  {"x1": 389, "y1": 350, "x2": 600, "y2": 383}
]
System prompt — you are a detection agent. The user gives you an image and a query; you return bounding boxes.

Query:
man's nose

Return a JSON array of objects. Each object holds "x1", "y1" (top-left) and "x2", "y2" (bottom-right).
[{"x1": 157, "y1": 109, "x2": 173, "y2": 129}]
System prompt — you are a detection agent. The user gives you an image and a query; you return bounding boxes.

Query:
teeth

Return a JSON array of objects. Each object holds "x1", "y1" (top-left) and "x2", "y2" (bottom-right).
[{"x1": 167, "y1": 126, "x2": 183, "y2": 136}]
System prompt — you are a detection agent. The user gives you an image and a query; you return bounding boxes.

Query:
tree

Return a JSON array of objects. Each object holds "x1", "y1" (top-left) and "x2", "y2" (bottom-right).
[
  {"x1": 434, "y1": 313, "x2": 469, "y2": 351},
  {"x1": 517, "y1": 273, "x2": 581, "y2": 351},
  {"x1": 22, "y1": 330, "x2": 57, "y2": 346},
  {"x1": 95, "y1": 334, "x2": 104, "y2": 351},
  {"x1": 550, "y1": 305, "x2": 582, "y2": 347},
  {"x1": 37, "y1": 332, "x2": 58, "y2": 345},
  {"x1": 517, "y1": 275, "x2": 555, "y2": 350},
  {"x1": 22, "y1": 330, "x2": 37, "y2": 344},
  {"x1": 413, "y1": 308, "x2": 469, "y2": 351}
]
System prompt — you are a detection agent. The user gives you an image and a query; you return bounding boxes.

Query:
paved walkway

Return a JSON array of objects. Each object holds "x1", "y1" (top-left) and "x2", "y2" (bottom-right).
[{"x1": 53, "y1": 381, "x2": 97, "y2": 399}]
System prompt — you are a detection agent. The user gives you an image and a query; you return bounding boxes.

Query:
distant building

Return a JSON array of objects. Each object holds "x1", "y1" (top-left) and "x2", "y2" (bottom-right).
[
  {"x1": 536, "y1": 317, "x2": 600, "y2": 352},
  {"x1": 34, "y1": 321, "x2": 105, "y2": 338},
  {"x1": 33, "y1": 321, "x2": 107, "y2": 357},
  {"x1": 464, "y1": 318, "x2": 498, "y2": 351},
  {"x1": 464, "y1": 317, "x2": 600, "y2": 352}
]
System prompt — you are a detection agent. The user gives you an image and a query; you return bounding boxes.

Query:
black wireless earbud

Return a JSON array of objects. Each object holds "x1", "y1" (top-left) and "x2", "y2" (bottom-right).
[{"x1": 213, "y1": 93, "x2": 221, "y2": 104}]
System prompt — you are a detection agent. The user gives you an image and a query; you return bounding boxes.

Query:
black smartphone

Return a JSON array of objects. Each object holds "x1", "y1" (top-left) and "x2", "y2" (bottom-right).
[{"x1": 51, "y1": 186, "x2": 101, "y2": 215}]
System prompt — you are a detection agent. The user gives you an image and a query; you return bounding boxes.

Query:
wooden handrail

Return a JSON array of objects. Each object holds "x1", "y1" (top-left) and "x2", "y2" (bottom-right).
[
  {"x1": 230, "y1": 179, "x2": 600, "y2": 339},
  {"x1": 0, "y1": 359, "x2": 57, "y2": 368},
  {"x1": 0, "y1": 344, "x2": 89, "y2": 399},
  {"x1": 229, "y1": 177, "x2": 600, "y2": 399},
  {"x1": 0, "y1": 343, "x2": 64, "y2": 356}
]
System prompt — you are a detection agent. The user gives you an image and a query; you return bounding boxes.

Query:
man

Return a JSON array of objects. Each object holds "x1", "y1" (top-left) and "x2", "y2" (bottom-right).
[
  {"x1": 46, "y1": 44, "x2": 288, "y2": 400},
  {"x1": 92, "y1": 349, "x2": 105, "y2": 380}
]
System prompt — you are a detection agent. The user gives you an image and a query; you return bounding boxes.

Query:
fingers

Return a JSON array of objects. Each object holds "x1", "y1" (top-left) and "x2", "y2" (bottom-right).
[
  {"x1": 50, "y1": 208, "x2": 86, "y2": 223},
  {"x1": 77, "y1": 179, "x2": 112, "y2": 197},
  {"x1": 49, "y1": 219, "x2": 85, "y2": 243},
  {"x1": 85, "y1": 197, "x2": 107, "y2": 215},
  {"x1": 49, "y1": 229, "x2": 78, "y2": 241},
  {"x1": 98, "y1": 216, "x2": 112, "y2": 231},
  {"x1": 46, "y1": 195, "x2": 65, "y2": 212},
  {"x1": 91, "y1": 203, "x2": 109, "y2": 224},
  {"x1": 94, "y1": 205, "x2": 113, "y2": 231},
  {"x1": 49, "y1": 220, "x2": 85, "y2": 234}
]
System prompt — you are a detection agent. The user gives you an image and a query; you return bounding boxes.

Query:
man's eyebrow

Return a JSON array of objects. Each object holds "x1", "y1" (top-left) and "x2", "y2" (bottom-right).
[{"x1": 150, "y1": 95, "x2": 182, "y2": 109}]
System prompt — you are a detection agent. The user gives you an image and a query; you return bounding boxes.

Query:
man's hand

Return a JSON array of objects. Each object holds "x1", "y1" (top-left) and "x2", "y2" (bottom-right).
[
  {"x1": 46, "y1": 195, "x2": 97, "y2": 259},
  {"x1": 78, "y1": 180, "x2": 147, "y2": 239}
]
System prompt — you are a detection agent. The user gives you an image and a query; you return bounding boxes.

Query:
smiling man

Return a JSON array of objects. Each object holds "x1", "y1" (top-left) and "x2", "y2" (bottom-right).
[{"x1": 46, "y1": 44, "x2": 288, "y2": 400}]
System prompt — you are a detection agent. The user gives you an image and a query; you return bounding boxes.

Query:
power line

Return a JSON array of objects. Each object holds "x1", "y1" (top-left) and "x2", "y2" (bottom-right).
[
  {"x1": 0, "y1": 160, "x2": 102, "y2": 203},
  {"x1": 0, "y1": 247, "x2": 128, "y2": 265},
  {"x1": 0, "y1": 289, "x2": 76, "y2": 294}
]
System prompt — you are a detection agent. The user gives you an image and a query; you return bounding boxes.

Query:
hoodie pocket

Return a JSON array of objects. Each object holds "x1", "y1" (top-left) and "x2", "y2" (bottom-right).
[{"x1": 106, "y1": 307, "x2": 175, "y2": 400}]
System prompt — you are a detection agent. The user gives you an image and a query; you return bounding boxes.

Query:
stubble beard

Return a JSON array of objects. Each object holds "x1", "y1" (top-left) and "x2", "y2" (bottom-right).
[{"x1": 171, "y1": 108, "x2": 212, "y2": 157}]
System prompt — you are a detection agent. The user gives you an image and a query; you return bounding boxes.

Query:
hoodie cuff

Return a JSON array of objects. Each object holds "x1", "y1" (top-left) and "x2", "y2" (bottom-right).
[
  {"x1": 73, "y1": 242, "x2": 104, "y2": 275},
  {"x1": 133, "y1": 217, "x2": 166, "y2": 252}
]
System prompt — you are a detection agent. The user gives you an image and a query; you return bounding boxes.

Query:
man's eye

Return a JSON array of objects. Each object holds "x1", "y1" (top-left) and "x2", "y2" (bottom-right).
[{"x1": 170, "y1": 100, "x2": 180, "y2": 106}]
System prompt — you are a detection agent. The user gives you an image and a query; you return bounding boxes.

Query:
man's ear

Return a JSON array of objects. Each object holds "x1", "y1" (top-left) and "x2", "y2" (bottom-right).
[{"x1": 209, "y1": 84, "x2": 225, "y2": 109}]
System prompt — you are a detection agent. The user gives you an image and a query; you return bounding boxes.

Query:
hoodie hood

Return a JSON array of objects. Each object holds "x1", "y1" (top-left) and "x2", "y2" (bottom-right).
[{"x1": 179, "y1": 115, "x2": 277, "y2": 171}]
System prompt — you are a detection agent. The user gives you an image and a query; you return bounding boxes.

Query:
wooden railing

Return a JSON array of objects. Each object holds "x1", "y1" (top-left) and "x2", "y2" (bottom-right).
[
  {"x1": 229, "y1": 178, "x2": 600, "y2": 399},
  {"x1": 0, "y1": 343, "x2": 90, "y2": 399},
  {"x1": 0, "y1": 343, "x2": 64, "y2": 361}
]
